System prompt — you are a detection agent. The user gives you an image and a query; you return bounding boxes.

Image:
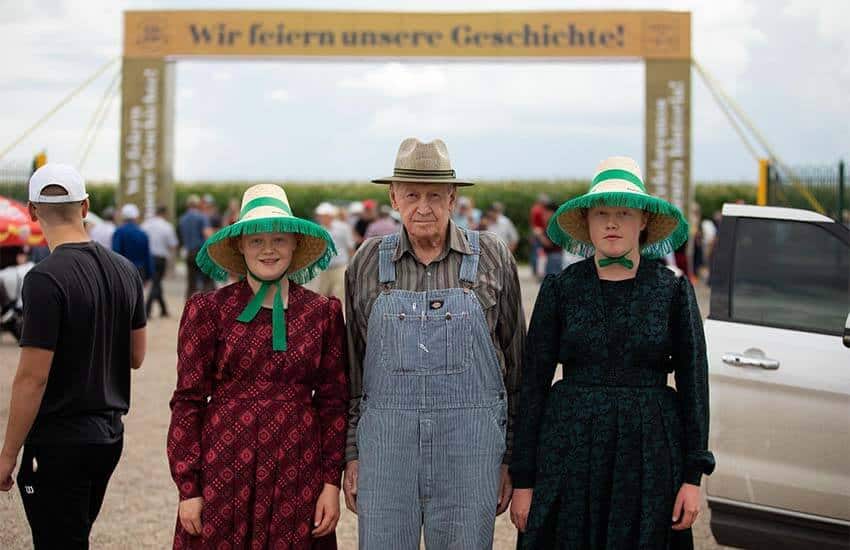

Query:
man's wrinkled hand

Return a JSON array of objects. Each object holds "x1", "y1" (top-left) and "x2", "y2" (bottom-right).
[
  {"x1": 343, "y1": 460, "x2": 359, "y2": 514},
  {"x1": 496, "y1": 464, "x2": 513, "y2": 515}
]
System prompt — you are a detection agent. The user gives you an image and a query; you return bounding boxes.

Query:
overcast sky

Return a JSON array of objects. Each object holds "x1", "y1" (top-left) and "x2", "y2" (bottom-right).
[{"x1": 1, "y1": 0, "x2": 847, "y2": 183}]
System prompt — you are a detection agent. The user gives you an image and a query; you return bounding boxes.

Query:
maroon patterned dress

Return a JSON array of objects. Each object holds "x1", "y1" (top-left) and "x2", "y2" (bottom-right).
[{"x1": 167, "y1": 281, "x2": 348, "y2": 550}]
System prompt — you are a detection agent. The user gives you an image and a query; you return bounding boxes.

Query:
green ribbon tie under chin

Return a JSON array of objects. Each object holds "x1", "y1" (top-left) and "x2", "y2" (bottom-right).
[
  {"x1": 597, "y1": 251, "x2": 634, "y2": 270},
  {"x1": 237, "y1": 271, "x2": 287, "y2": 351}
]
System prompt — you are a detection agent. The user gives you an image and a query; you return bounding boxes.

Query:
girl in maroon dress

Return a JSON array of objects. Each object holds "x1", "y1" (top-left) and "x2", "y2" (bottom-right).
[{"x1": 167, "y1": 184, "x2": 348, "y2": 549}]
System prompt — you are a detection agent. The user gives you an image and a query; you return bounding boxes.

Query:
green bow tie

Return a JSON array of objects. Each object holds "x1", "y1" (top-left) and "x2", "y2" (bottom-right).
[
  {"x1": 597, "y1": 252, "x2": 634, "y2": 270},
  {"x1": 238, "y1": 271, "x2": 287, "y2": 351}
]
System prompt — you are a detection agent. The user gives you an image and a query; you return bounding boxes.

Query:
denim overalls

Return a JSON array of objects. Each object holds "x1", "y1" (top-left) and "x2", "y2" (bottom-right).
[{"x1": 357, "y1": 230, "x2": 507, "y2": 549}]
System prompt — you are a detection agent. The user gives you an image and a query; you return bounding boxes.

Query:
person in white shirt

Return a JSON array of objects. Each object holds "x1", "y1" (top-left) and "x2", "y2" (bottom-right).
[
  {"x1": 314, "y1": 202, "x2": 354, "y2": 304},
  {"x1": 141, "y1": 205, "x2": 178, "y2": 317},
  {"x1": 700, "y1": 217, "x2": 717, "y2": 276},
  {"x1": 0, "y1": 250, "x2": 32, "y2": 340},
  {"x1": 483, "y1": 202, "x2": 519, "y2": 252},
  {"x1": 88, "y1": 206, "x2": 115, "y2": 249}
]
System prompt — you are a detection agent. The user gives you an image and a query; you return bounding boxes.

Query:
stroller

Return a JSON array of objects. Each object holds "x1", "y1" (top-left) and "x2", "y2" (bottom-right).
[{"x1": 0, "y1": 261, "x2": 31, "y2": 342}]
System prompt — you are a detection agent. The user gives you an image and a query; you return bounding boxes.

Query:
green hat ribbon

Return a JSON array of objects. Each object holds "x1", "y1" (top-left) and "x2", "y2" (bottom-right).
[
  {"x1": 237, "y1": 270, "x2": 287, "y2": 351},
  {"x1": 239, "y1": 196, "x2": 293, "y2": 219},
  {"x1": 597, "y1": 251, "x2": 635, "y2": 270},
  {"x1": 590, "y1": 169, "x2": 647, "y2": 192}
]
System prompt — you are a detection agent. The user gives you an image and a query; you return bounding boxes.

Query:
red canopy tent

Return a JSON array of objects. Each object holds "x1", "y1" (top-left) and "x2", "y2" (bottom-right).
[{"x1": 0, "y1": 196, "x2": 45, "y2": 247}]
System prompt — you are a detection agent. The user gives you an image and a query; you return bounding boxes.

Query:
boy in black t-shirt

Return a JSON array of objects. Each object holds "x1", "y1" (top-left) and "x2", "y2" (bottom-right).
[{"x1": 0, "y1": 164, "x2": 147, "y2": 549}]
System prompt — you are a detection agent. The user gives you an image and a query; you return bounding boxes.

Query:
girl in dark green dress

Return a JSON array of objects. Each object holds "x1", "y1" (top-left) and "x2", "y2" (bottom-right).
[{"x1": 509, "y1": 156, "x2": 715, "y2": 549}]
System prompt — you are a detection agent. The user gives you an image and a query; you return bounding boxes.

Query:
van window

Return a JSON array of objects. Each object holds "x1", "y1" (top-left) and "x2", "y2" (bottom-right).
[{"x1": 731, "y1": 218, "x2": 849, "y2": 334}]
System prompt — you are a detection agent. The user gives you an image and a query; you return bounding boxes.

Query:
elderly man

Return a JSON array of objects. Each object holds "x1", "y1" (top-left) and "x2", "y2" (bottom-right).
[{"x1": 343, "y1": 138, "x2": 526, "y2": 549}]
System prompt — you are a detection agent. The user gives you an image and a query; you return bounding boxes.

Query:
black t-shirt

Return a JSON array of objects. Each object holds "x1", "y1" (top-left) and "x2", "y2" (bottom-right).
[{"x1": 20, "y1": 241, "x2": 146, "y2": 444}]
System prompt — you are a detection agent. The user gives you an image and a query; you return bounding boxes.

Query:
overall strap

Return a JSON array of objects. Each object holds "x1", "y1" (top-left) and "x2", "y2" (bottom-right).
[
  {"x1": 378, "y1": 232, "x2": 400, "y2": 285},
  {"x1": 459, "y1": 230, "x2": 480, "y2": 285}
]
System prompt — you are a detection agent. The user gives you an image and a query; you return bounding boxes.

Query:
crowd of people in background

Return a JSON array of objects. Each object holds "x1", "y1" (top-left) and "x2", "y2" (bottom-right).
[{"x1": 0, "y1": 187, "x2": 724, "y2": 344}]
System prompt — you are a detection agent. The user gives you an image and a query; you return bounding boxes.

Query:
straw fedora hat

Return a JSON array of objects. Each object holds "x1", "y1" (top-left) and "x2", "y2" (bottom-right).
[
  {"x1": 547, "y1": 156, "x2": 688, "y2": 259},
  {"x1": 195, "y1": 184, "x2": 336, "y2": 284},
  {"x1": 372, "y1": 138, "x2": 473, "y2": 186}
]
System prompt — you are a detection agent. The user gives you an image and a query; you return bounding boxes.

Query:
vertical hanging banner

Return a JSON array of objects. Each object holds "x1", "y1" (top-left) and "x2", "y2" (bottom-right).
[
  {"x1": 119, "y1": 58, "x2": 175, "y2": 219},
  {"x1": 645, "y1": 59, "x2": 691, "y2": 221}
]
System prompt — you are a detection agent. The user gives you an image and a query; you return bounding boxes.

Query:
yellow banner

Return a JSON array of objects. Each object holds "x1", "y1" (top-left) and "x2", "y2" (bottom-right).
[
  {"x1": 124, "y1": 10, "x2": 690, "y2": 60},
  {"x1": 119, "y1": 58, "x2": 175, "y2": 219},
  {"x1": 645, "y1": 60, "x2": 691, "y2": 218}
]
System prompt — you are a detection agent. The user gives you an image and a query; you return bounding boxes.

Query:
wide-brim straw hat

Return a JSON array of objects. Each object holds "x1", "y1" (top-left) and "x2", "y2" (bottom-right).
[
  {"x1": 547, "y1": 156, "x2": 688, "y2": 259},
  {"x1": 196, "y1": 184, "x2": 336, "y2": 284},
  {"x1": 372, "y1": 138, "x2": 474, "y2": 186}
]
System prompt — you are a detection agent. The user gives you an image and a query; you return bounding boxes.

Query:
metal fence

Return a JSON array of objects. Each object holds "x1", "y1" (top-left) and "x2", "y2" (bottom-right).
[
  {"x1": 767, "y1": 160, "x2": 846, "y2": 224},
  {"x1": 0, "y1": 162, "x2": 30, "y2": 202}
]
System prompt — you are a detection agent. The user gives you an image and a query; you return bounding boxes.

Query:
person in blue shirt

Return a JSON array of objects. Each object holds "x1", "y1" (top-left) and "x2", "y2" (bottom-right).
[
  {"x1": 112, "y1": 203, "x2": 154, "y2": 283},
  {"x1": 177, "y1": 194, "x2": 212, "y2": 300}
]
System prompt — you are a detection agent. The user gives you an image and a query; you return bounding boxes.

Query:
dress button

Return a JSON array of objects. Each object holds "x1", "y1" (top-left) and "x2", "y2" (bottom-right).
[
  {"x1": 445, "y1": 313, "x2": 452, "y2": 320},
  {"x1": 398, "y1": 313, "x2": 406, "y2": 320}
]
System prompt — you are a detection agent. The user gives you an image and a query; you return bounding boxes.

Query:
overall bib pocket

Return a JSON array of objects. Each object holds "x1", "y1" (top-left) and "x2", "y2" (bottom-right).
[{"x1": 381, "y1": 309, "x2": 473, "y2": 375}]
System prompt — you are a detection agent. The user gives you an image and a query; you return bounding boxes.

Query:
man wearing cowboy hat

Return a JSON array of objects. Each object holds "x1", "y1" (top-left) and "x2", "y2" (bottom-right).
[{"x1": 343, "y1": 138, "x2": 526, "y2": 549}]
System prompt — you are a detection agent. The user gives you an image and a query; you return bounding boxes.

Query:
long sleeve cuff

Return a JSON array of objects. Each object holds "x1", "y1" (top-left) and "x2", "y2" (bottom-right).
[
  {"x1": 322, "y1": 466, "x2": 343, "y2": 487},
  {"x1": 501, "y1": 441, "x2": 513, "y2": 466},
  {"x1": 176, "y1": 474, "x2": 202, "y2": 500},
  {"x1": 683, "y1": 451, "x2": 716, "y2": 486},
  {"x1": 344, "y1": 447, "x2": 359, "y2": 464},
  {"x1": 684, "y1": 469, "x2": 703, "y2": 486},
  {"x1": 344, "y1": 396, "x2": 361, "y2": 465},
  {"x1": 509, "y1": 468, "x2": 535, "y2": 489}
]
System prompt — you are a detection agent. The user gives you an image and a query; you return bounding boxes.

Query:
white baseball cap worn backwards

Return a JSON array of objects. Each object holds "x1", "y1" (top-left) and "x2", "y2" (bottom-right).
[{"x1": 29, "y1": 163, "x2": 89, "y2": 204}]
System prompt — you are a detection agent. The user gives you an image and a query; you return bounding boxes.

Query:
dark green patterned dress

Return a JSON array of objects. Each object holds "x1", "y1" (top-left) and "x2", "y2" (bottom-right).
[{"x1": 511, "y1": 258, "x2": 715, "y2": 550}]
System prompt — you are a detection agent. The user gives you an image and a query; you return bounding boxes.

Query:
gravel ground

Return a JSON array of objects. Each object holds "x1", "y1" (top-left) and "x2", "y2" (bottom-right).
[{"x1": 0, "y1": 266, "x2": 729, "y2": 549}]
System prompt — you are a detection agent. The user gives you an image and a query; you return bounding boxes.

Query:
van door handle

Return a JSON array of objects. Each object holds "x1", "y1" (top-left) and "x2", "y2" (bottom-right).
[{"x1": 722, "y1": 349, "x2": 780, "y2": 370}]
